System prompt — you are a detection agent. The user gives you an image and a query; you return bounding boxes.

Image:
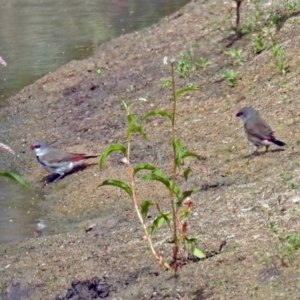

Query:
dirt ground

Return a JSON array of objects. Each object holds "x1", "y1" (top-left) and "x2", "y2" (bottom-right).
[{"x1": 2, "y1": 0, "x2": 300, "y2": 299}]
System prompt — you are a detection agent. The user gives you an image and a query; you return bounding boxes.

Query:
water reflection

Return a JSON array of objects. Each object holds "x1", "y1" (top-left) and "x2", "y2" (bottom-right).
[
  {"x1": 0, "y1": 178, "x2": 42, "y2": 243},
  {"x1": 0, "y1": 0, "x2": 190, "y2": 98}
]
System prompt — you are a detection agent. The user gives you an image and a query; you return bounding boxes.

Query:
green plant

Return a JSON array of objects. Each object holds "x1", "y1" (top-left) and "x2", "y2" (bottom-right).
[
  {"x1": 177, "y1": 52, "x2": 192, "y2": 78},
  {"x1": 187, "y1": 83, "x2": 198, "y2": 89},
  {"x1": 266, "y1": 11, "x2": 287, "y2": 30},
  {"x1": 223, "y1": 47, "x2": 245, "y2": 66},
  {"x1": 242, "y1": 1, "x2": 263, "y2": 33},
  {"x1": 99, "y1": 60, "x2": 205, "y2": 274},
  {"x1": 221, "y1": 69, "x2": 239, "y2": 87},
  {"x1": 161, "y1": 79, "x2": 172, "y2": 89},
  {"x1": 278, "y1": 232, "x2": 300, "y2": 264},
  {"x1": 288, "y1": 180, "x2": 297, "y2": 189},
  {"x1": 0, "y1": 142, "x2": 31, "y2": 188},
  {"x1": 176, "y1": 44, "x2": 209, "y2": 77},
  {"x1": 272, "y1": 44, "x2": 289, "y2": 74},
  {"x1": 197, "y1": 57, "x2": 210, "y2": 69},
  {"x1": 268, "y1": 12, "x2": 281, "y2": 26},
  {"x1": 249, "y1": 284, "x2": 259, "y2": 297},
  {"x1": 280, "y1": 172, "x2": 293, "y2": 181},
  {"x1": 268, "y1": 221, "x2": 278, "y2": 234},
  {"x1": 0, "y1": 170, "x2": 31, "y2": 189},
  {"x1": 126, "y1": 85, "x2": 134, "y2": 93},
  {"x1": 252, "y1": 33, "x2": 264, "y2": 54},
  {"x1": 287, "y1": 2, "x2": 298, "y2": 14},
  {"x1": 280, "y1": 172, "x2": 296, "y2": 188},
  {"x1": 269, "y1": 220, "x2": 300, "y2": 266}
]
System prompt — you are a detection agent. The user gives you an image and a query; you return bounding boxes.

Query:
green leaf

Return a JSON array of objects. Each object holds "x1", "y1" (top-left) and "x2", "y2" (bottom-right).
[
  {"x1": 142, "y1": 110, "x2": 173, "y2": 122},
  {"x1": 127, "y1": 114, "x2": 148, "y2": 140},
  {"x1": 180, "y1": 210, "x2": 190, "y2": 220},
  {"x1": 99, "y1": 179, "x2": 132, "y2": 197},
  {"x1": 133, "y1": 163, "x2": 160, "y2": 176},
  {"x1": 183, "y1": 167, "x2": 192, "y2": 182},
  {"x1": 0, "y1": 170, "x2": 31, "y2": 189},
  {"x1": 186, "y1": 237, "x2": 199, "y2": 243},
  {"x1": 121, "y1": 100, "x2": 129, "y2": 112},
  {"x1": 189, "y1": 245, "x2": 206, "y2": 259},
  {"x1": 173, "y1": 140, "x2": 184, "y2": 167},
  {"x1": 173, "y1": 140, "x2": 183, "y2": 152},
  {"x1": 140, "y1": 200, "x2": 155, "y2": 221},
  {"x1": 127, "y1": 113, "x2": 138, "y2": 124},
  {"x1": 151, "y1": 212, "x2": 170, "y2": 235},
  {"x1": 176, "y1": 190, "x2": 196, "y2": 208},
  {"x1": 140, "y1": 172, "x2": 180, "y2": 198},
  {"x1": 135, "y1": 125, "x2": 148, "y2": 141},
  {"x1": 161, "y1": 212, "x2": 171, "y2": 226},
  {"x1": 175, "y1": 86, "x2": 199, "y2": 99},
  {"x1": 174, "y1": 139, "x2": 204, "y2": 166},
  {"x1": 186, "y1": 238, "x2": 206, "y2": 259},
  {"x1": 181, "y1": 151, "x2": 203, "y2": 161},
  {"x1": 99, "y1": 144, "x2": 127, "y2": 170}
]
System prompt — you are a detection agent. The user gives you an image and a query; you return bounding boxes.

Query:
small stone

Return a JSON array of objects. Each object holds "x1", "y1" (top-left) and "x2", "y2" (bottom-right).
[
  {"x1": 85, "y1": 224, "x2": 96, "y2": 233},
  {"x1": 292, "y1": 197, "x2": 300, "y2": 204}
]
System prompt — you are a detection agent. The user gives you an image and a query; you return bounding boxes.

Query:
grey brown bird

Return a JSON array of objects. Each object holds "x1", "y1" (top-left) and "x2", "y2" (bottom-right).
[
  {"x1": 30, "y1": 140, "x2": 97, "y2": 182},
  {"x1": 236, "y1": 107, "x2": 285, "y2": 155}
]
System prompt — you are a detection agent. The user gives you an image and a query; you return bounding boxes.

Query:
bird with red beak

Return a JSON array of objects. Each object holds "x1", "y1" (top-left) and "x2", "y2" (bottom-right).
[
  {"x1": 30, "y1": 140, "x2": 97, "y2": 182},
  {"x1": 236, "y1": 107, "x2": 286, "y2": 155}
]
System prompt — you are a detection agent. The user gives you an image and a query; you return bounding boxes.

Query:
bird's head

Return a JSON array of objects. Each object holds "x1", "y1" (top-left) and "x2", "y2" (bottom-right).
[
  {"x1": 30, "y1": 141, "x2": 49, "y2": 155},
  {"x1": 236, "y1": 107, "x2": 258, "y2": 123}
]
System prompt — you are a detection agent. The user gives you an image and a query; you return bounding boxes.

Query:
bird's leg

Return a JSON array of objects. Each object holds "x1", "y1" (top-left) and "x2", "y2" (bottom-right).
[
  {"x1": 265, "y1": 145, "x2": 269, "y2": 152},
  {"x1": 52, "y1": 173, "x2": 65, "y2": 183},
  {"x1": 251, "y1": 144, "x2": 259, "y2": 157}
]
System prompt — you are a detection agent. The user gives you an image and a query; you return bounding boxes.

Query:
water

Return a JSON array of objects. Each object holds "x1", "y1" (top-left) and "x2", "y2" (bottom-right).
[
  {"x1": 0, "y1": 0, "x2": 190, "y2": 99},
  {"x1": 0, "y1": 0, "x2": 190, "y2": 243},
  {"x1": 0, "y1": 178, "x2": 42, "y2": 243}
]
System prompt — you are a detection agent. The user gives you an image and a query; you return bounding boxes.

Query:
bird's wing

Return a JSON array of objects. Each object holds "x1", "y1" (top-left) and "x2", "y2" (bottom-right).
[
  {"x1": 41, "y1": 148, "x2": 86, "y2": 164},
  {"x1": 245, "y1": 117, "x2": 274, "y2": 140}
]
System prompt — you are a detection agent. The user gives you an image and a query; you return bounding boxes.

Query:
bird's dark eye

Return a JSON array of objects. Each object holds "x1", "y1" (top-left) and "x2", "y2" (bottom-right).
[{"x1": 35, "y1": 145, "x2": 41, "y2": 149}]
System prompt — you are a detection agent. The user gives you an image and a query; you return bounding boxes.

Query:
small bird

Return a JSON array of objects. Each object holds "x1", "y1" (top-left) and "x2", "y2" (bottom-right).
[
  {"x1": 236, "y1": 107, "x2": 286, "y2": 155},
  {"x1": 30, "y1": 140, "x2": 97, "y2": 182}
]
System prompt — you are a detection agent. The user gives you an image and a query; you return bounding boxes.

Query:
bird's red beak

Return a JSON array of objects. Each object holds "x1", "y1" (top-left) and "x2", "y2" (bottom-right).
[{"x1": 30, "y1": 145, "x2": 35, "y2": 150}]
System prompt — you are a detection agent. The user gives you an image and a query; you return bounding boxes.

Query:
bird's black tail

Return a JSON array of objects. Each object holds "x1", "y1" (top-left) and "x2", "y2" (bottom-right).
[
  {"x1": 85, "y1": 155, "x2": 98, "y2": 159},
  {"x1": 272, "y1": 139, "x2": 286, "y2": 147}
]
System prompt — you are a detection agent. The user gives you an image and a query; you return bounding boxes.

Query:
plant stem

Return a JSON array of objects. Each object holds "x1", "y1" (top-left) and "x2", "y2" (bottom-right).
[
  {"x1": 236, "y1": 0, "x2": 243, "y2": 36},
  {"x1": 126, "y1": 107, "x2": 170, "y2": 270},
  {"x1": 170, "y1": 61, "x2": 179, "y2": 272}
]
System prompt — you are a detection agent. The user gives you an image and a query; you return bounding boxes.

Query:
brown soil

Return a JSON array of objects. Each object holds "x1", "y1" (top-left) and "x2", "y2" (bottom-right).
[{"x1": 2, "y1": 0, "x2": 300, "y2": 299}]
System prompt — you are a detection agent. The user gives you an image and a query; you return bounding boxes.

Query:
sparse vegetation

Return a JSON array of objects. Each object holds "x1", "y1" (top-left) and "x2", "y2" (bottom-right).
[
  {"x1": 176, "y1": 44, "x2": 210, "y2": 77},
  {"x1": 277, "y1": 232, "x2": 300, "y2": 266},
  {"x1": 252, "y1": 33, "x2": 264, "y2": 54},
  {"x1": 272, "y1": 44, "x2": 289, "y2": 74},
  {"x1": 223, "y1": 47, "x2": 245, "y2": 65},
  {"x1": 125, "y1": 85, "x2": 134, "y2": 93},
  {"x1": 197, "y1": 57, "x2": 210, "y2": 69},
  {"x1": 160, "y1": 78, "x2": 172, "y2": 89},
  {"x1": 221, "y1": 69, "x2": 239, "y2": 87}
]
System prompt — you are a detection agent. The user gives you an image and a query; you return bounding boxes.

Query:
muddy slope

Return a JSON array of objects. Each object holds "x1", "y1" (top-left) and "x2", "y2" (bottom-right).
[{"x1": 2, "y1": 0, "x2": 300, "y2": 299}]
